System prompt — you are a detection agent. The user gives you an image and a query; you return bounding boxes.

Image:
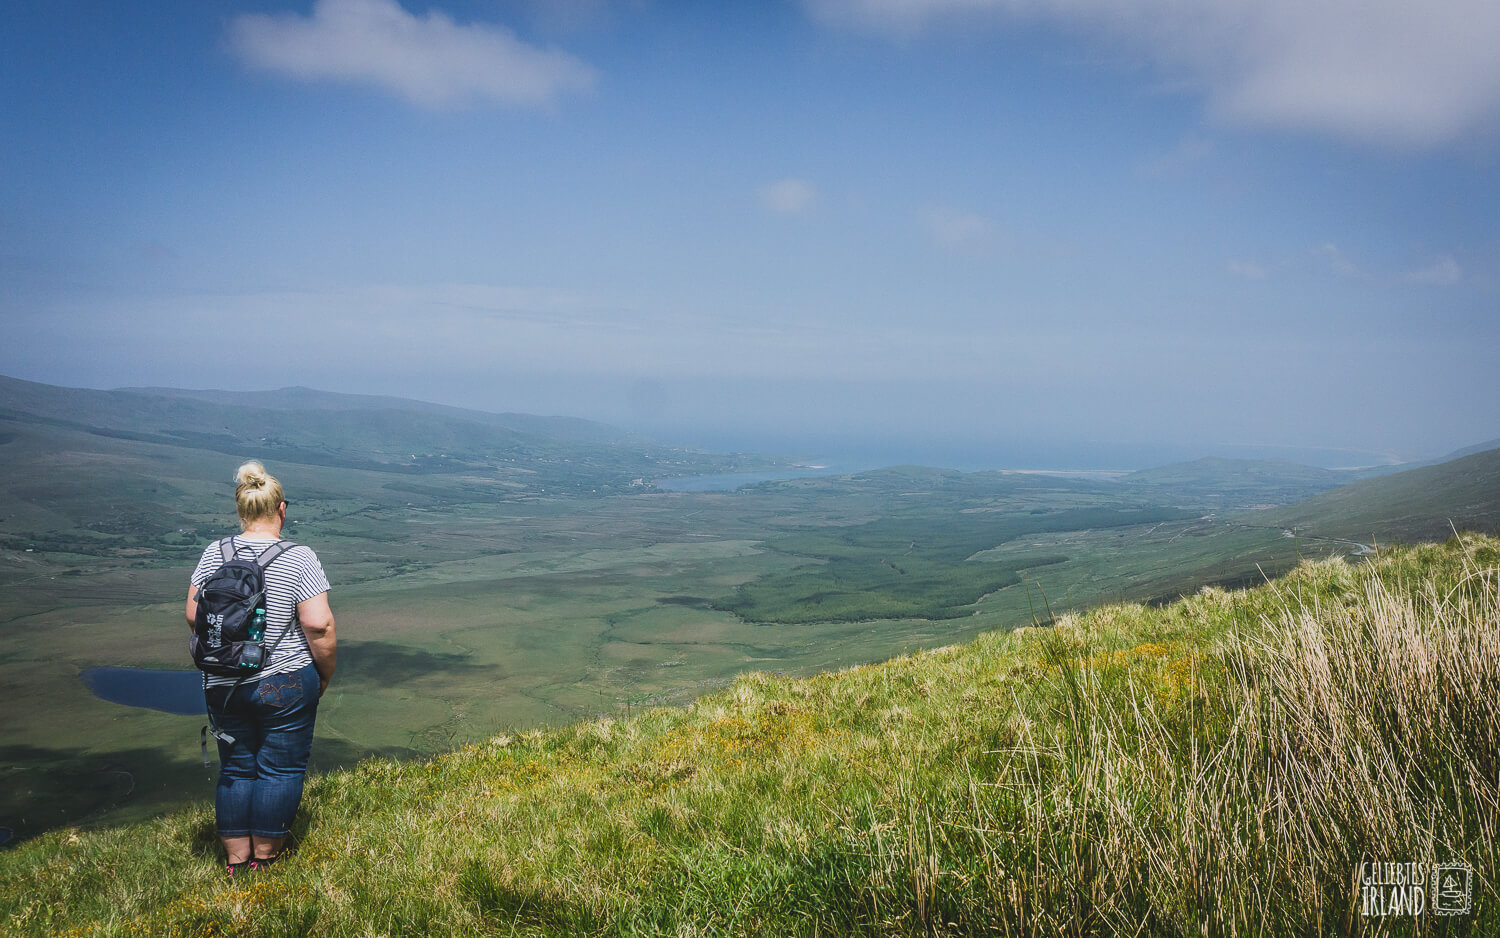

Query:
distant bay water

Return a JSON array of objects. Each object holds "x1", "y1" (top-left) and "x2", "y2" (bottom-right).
[{"x1": 80, "y1": 667, "x2": 203, "y2": 715}]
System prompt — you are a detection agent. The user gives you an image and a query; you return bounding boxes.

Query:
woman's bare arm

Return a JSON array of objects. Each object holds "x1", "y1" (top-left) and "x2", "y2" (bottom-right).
[{"x1": 297, "y1": 592, "x2": 337, "y2": 697}]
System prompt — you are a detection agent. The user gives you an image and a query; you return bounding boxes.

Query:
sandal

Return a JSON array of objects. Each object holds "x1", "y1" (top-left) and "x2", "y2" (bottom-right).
[
  {"x1": 225, "y1": 860, "x2": 253, "y2": 878},
  {"x1": 250, "y1": 845, "x2": 297, "y2": 871}
]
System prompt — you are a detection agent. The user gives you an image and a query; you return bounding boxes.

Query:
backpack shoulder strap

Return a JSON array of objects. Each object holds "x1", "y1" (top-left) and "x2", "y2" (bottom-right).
[
  {"x1": 254, "y1": 539, "x2": 297, "y2": 572},
  {"x1": 216, "y1": 536, "x2": 237, "y2": 564}
]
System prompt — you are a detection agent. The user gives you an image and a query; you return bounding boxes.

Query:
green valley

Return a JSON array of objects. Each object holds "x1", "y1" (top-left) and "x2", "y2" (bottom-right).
[{"x1": 1, "y1": 377, "x2": 1496, "y2": 849}]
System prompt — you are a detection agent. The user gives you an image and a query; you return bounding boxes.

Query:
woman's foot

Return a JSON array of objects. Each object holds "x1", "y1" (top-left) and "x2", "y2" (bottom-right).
[
  {"x1": 249, "y1": 845, "x2": 297, "y2": 871},
  {"x1": 225, "y1": 860, "x2": 252, "y2": 878}
]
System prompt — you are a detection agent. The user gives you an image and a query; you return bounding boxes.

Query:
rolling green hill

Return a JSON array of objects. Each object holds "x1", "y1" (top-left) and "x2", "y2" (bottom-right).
[
  {"x1": 1117, "y1": 455, "x2": 1390, "y2": 506},
  {"x1": 3, "y1": 536, "x2": 1495, "y2": 936},
  {"x1": 1254, "y1": 446, "x2": 1500, "y2": 544}
]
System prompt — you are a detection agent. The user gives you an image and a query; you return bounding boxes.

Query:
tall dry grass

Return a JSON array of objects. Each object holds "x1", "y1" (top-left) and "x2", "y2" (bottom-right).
[{"x1": 859, "y1": 545, "x2": 1500, "y2": 935}]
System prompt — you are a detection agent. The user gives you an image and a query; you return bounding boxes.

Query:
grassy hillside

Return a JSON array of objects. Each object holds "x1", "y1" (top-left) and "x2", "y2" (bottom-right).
[
  {"x1": 4, "y1": 536, "x2": 1495, "y2": 936},
  {"x1": 1257, "y1": 446, "x2": 1500, "y2": 544},
  {"x1": 1118, "y1": 455, "x2": 1387, "y2": 506}
]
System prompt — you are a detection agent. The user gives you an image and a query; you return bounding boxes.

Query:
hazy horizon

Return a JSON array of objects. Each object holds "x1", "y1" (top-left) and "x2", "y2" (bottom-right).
[
  {"x1": 4, "y1": 2, "x2": 1497, "y2": 467},
  {"x1": 3, "y1": 370, "x2": 1459, "y2": 472}
]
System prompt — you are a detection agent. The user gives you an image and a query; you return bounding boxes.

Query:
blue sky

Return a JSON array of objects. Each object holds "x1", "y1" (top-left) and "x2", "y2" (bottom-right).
[{"x1": 3, "y1": 0, "x2": 1498, "y2": 467}]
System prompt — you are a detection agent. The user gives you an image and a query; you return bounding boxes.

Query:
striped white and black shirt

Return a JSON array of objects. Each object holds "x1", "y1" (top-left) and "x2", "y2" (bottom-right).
[{"x1": 191, "y1": 535, "x2": 331, "y2": 688}]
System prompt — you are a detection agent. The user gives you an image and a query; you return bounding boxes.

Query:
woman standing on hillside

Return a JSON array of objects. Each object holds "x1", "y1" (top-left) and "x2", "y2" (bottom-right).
[{"x1": 186, "y1": 461, "x2": 337, "y2": 875}]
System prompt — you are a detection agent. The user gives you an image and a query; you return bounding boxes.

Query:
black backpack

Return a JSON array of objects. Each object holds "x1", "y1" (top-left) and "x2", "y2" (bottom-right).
[{"x1": 191, "y1": 537, "x2": 295, "y2": 677}]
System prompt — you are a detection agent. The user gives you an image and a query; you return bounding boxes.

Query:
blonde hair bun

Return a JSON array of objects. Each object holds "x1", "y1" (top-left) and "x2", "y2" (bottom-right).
[
  {"x1": 237, "y1": 461, "x2": 269, "y2": 487},
  {"x1": 234, "y1": 461, "x2": 284, "y2": 525}
]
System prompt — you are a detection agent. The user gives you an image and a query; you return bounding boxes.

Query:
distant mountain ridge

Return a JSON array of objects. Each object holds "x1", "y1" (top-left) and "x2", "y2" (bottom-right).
[
  {"x1": 2, "y1": 374, "x2": 1493, "y2": 506},
  {"x1": 1110, "y1": 443, "x2": 1500, "y2": 539},
  {"x1": 0, "y1": 375, "x2": 636, "y2": 447},
  {"x1": 1432, "y1": 438, "x2": 1500, "y2": 463},
  {"x1": 1102, "y1": 456, "x2": 1389, "y2": 508},
  {"x1": 0, "y1": 374, "x2": 764, "y2": 490},
  {"x1": 119, "y1": 384, "x2": 638, "y2": 446},
  {"x1": 1123, "y1": 456, "x2": 1356, "y2": 485}
]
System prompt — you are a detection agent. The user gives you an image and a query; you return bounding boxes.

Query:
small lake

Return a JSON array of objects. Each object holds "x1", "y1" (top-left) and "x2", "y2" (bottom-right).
[{"x1": 80, "y1": 667, "x2": 204, "y2": 715}]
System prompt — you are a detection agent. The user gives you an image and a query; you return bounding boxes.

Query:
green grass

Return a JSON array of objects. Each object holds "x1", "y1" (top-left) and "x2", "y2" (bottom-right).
[
  {"x1": 1261, "y1": 447, "x2": 1500, "y2": 544},
  {"x1": 4, "y1": 535, "x2": 1495, "y2": 936},
  {"x1": 715, "y1": 506, "x2": 1192, "y2": 623}
]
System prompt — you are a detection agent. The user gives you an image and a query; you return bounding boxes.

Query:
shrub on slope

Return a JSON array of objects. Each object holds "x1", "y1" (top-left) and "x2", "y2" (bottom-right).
[{"x1": 2, "y1": 537, "x2": 1496, "y2": 936}]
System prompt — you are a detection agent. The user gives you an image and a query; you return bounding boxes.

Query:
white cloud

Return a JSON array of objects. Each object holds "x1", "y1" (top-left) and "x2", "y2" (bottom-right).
[
  {"x1": 1312, "y1": 242, "x2": 1359, "y2": 277},
  {"x1": 921, "y1": 204, "x2": 988, "y2": 246},
  {"x1": 1227, "y1": 259, "x2": 1267, "y2": 280},
  {"x1": 1405, "y1": 256, "x2": 1462, "y2": 286},
  {"x1": 229, "y1": 0, "x2": 595, "y2": 108},
  {"x1": 803, "y1": 0, "x2": 1500, "y2": 148},
  {"x1": 757, "y1": 178, "x2": 818, "y2": 215}
]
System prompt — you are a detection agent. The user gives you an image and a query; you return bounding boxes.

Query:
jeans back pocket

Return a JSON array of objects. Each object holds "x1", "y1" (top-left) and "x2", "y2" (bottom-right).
[{"x1": 255, "y1": 673, "x2": 305, "y2": 709}]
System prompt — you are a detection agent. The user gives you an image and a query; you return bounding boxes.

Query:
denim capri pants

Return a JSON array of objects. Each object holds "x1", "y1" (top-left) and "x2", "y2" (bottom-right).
[{"x1": 206, "y1": 662, "x2": 320, "y2": 839}]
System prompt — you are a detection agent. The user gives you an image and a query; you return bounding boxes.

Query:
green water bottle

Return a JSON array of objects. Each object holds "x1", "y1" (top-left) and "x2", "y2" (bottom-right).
[{"x1": 249, "y1": 605, "x2": 266, "y2": 643}]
